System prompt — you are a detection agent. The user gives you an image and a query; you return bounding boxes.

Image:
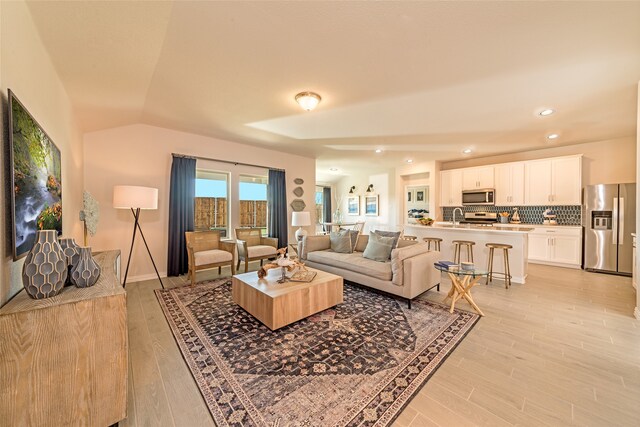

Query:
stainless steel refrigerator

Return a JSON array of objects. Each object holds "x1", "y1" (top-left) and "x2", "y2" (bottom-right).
[{"x1": 583, "y1": 183, "x2": 636, "y2": 275}]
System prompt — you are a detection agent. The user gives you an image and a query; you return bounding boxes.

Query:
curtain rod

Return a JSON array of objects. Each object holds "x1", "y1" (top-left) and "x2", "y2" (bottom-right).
[{"x1": 172, "y1": 153, "x2": 285, "y2": 172}]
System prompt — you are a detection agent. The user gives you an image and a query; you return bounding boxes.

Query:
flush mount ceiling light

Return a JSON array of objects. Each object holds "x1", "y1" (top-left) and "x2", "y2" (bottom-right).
[
  {"x1": 406, "y1": 159, "x2": 413, "y2": 164},
  {"x1": 329, "y1": 167, "x2": 338, "y2": 172},
  {"x1": 295, "y1": 91, "x2": 321, "y2": 111},
  {"x1": 462, "y1": 148, "x2": 472, "y2": 154},
  {"x1": 547, "y1": 133, "x2": 560, "y2": 140},
  {"x1": 539, "y1": 108, "x2": 555, "y2": 117},
  {"x1": 375, "y1": 149, "x2": 383, "y2": 153}
]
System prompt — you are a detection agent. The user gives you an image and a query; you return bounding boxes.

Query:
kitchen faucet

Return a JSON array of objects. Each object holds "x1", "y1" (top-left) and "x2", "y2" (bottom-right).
[{"x1": 453, "y1": 207, "x2": 463, "y2": 226}]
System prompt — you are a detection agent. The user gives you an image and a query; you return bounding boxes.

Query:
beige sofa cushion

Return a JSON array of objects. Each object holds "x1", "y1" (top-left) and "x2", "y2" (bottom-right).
[
  {"x1": 391, "y1": 243, "x2": 432, "y2": 285},
  {"x1": 306, "y1": 250, "x2": 392, "y2": 281},
  {"x1": 194, "y1": 249, "x2": 232, "y2": 266}
]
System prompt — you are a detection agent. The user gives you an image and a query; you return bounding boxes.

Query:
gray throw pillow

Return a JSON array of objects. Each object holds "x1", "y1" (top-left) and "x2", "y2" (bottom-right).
[
  {"x1": 363, "y1": 233, "x2": 394, "y2": 262},
  {"x1": 372, "y1": 230, "x2": 401, "y2": 250},
  {"x1": 330, "y1": 231, "x2": 352, "y2": 253}
]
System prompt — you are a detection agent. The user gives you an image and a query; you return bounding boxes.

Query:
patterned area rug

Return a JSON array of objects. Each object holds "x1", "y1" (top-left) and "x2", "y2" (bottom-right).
[{"x1": 156, "y1": 279, "x2": 479, "y2": 426}]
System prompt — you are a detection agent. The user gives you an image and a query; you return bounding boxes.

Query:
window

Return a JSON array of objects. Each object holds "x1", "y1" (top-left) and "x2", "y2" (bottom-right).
[
  {"x1": 315, "y1": 187, "x2": 324, "y2": 225},
  {"x1": 239, "y1": 174, "x2": 268, "y2": 234},
  {"x1": 195, "y1": 170, "x2": 229, "y2": 237}
]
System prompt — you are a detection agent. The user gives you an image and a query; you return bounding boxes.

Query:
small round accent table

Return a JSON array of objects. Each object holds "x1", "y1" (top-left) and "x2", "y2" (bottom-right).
[{"x1": 434, "y1": 264, "x2": 487, "y2": 316}]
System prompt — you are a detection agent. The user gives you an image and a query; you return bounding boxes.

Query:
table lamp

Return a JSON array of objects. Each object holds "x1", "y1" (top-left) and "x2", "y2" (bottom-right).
[
  {"x1": 292, "y1": 211, "x2": 311, "y2": 241},
  {"x1": 113, "y1": 185, "x2": 163, "y2": 288}
]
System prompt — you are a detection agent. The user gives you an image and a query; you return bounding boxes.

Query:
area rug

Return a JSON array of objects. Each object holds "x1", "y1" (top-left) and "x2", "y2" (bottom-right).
[{"x1": 155, "y1": 279, "x2": 479, "y2": 426}]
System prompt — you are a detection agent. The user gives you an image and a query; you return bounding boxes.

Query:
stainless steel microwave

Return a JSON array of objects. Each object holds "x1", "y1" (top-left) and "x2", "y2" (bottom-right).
[{"x1": 462, "y1": 189, "x2": 495, "y2": 205}]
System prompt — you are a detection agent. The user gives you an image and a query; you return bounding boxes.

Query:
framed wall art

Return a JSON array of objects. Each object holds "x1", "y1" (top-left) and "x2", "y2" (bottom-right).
[
  {"x1": 9, "y1": 89, "x2": 62, "y2": 260},
  {"x1": 365, "y1": 195, "x2": 379, "y2": 216},
  {"x1": 347, "y1": 196, "x2": 360, "y2": 215}
]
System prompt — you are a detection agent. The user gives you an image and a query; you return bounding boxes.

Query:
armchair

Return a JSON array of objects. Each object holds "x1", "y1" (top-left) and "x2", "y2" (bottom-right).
[
  {"x1": 185, "y1": 231, "x2": 236, "y2": 285},
  {"x1": 235, "y1": 228, "x2": 278, "y2": 272}
]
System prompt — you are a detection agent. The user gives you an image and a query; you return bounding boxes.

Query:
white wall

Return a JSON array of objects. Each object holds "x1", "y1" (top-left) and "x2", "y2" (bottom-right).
[
  {"x1": 636, "y1": 82, "x2": 640, "y2": 320},
  {"x1": 395, "y1": 160, "x2": 441, "y2": 221},
  {"x1": 83, "y1": 124, "x2": 316, "y2": 282},
  {"x1": 0, "y1": 0, "x2": 84, "y2": 306},
  {"x1": 334, "y1": 169, "x2": 397, "y2": 233}
]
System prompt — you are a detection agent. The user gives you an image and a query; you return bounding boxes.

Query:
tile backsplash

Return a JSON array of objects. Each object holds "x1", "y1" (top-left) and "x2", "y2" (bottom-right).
[{"x1": 442, "y1": 205, "x2": 582, "y2": 225}]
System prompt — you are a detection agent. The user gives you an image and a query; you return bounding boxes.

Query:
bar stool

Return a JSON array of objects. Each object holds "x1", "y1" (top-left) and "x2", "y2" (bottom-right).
[
  {"x1": 485, "y1": 243, "x2": 512, "y2": 288},
  {"x1": 452, "y1": 240, "x2": 475, "y2": 264},
  {"x1": 423, "y1": 237, "x2": 442, "y2": 251}
]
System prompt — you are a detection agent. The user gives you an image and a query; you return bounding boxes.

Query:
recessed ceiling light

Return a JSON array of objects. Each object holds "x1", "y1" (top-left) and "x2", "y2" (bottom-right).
[
  {"x1": 547, "y1": 133, "x2": 559, "y2": 140},
  {"x1": 375, "y1": 149, "x2": 383, "y2": 153},
  {"x1": 539, "y1": 109, "x2": 555, "y2": 117},
  {"x1": 329, "y1": 167, "x2": 338, "y2": 172},
  {"x1": 406, "y1": 159, "x2": 413, "y2": 164},
  {"x1": 462, "y1": 148, "x2": 472, "y2": 154}
]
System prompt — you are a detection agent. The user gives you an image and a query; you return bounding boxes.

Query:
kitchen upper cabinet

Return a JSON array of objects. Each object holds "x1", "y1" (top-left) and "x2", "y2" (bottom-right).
[
  {"x1": 552, "y1": 157, "x2": 582, "y2": 205},
  {"x1": 524, "y1": 156, "x2": 581, "y2": 205},
  {"x1": 495, "y1": 162, "x2": 525, "y2": 206},
  {"x1": 440, "y1": 169, "x2": 462, "y2": 206},
  {"x1": 462, "y1": 166, "x2": 494, "y2": 190}
]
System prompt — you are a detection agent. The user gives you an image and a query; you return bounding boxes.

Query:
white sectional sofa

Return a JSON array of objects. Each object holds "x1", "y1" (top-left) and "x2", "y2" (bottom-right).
[{"x1": 299, "y1": 234, "x2": 441, "y2": 308}]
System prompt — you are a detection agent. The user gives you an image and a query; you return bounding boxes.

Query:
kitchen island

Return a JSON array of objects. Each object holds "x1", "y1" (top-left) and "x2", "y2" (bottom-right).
[{"x1": 405, "y1": 223, "x2": 533, "y2": 284}]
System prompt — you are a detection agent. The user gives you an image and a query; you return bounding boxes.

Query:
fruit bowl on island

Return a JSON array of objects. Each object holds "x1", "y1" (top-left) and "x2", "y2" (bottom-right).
[{"x1": 417, "y1": 217, "x2": 434, "y2": 226}]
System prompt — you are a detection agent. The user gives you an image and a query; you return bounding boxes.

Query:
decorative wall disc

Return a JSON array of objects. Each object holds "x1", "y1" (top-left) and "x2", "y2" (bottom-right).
[
  {"x1": 290, "y1": 199, "x2": 306, "y2": 212},
  {"x1": 294, "y1": 178, "x2": 304, "y2": 185},
  {"x1": 293, "y1": 187, "x2": 304, "y2": 197}
]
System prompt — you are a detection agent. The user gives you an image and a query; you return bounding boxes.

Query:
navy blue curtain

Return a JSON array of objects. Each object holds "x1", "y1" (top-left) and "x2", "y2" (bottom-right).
[
  {"x1": 323, "y1": 187, "x2": 332, "y2": 223},
  {"x1": 167, "y1": 155, "x2": 196, "y2": 276},
  {"x1": 267, "y1": 169, "x2": 288, "y2": 248}
]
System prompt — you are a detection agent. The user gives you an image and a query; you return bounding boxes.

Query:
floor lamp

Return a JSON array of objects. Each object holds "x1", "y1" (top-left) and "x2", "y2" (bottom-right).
[{"x1": 113, "y1": 185, "x2": 164, "y2": 289}]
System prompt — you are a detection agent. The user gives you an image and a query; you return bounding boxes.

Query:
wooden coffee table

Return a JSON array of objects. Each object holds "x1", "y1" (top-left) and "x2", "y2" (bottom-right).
[{"x1": 232, "y1": 267, "x2": 343, "y2": 330}]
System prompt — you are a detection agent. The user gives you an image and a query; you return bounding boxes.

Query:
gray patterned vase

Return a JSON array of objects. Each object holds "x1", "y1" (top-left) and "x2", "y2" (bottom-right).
[
  {"x1": 70, "y1": 247, "x2": 101, "y2": 288},
  {"x1": 22, "y1": 230, "x2": 68, "y2": 299},
  {"x1": 59, "y1": 237, "x2": 80, "y2": 286}
]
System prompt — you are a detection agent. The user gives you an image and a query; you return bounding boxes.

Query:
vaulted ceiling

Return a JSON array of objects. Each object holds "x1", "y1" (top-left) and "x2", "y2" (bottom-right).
[{"x1": 26, "y1": 1, "x2": 640, "y2": 181}]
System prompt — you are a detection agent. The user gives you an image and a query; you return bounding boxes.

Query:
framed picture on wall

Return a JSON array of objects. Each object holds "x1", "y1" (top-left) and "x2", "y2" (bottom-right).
[
  {"x1": 407, "y1": 191, "x2": 412, "y2": 202},
  {"x1": 365, "y1": 195, "x2": 379, "y2": 216},
  {"x1": 416, "y1": 190, "x2": 425, "y2": 202},
  {"x1": 347, "y1": 196, "x2": 360, "y2": 215}
]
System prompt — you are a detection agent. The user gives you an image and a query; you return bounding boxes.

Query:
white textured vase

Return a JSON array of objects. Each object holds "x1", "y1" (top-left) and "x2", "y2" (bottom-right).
[
  {"x1": 22, "y1": 230, "x2": 67, "y2": 299},
  {"x1": 70, "y1": 247, "x2": 101, "y2": 288}
]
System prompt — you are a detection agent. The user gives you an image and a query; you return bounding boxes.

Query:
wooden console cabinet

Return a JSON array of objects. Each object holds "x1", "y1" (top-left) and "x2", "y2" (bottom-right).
[{"x1": 0, "y1": 250, "x2": 126, "y2": 426}]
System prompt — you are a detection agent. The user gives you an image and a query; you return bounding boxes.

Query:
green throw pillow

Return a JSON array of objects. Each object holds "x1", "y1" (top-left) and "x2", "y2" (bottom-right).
[
  {"x1": 330, "y1": 231, "x2": 352, "y2": 253},
  {"x1": 363, "y1": 233, "x2": 394, "y2": 262},
  {"x1": 372, "y1": 230, "x2": 401, "y2": 250}
]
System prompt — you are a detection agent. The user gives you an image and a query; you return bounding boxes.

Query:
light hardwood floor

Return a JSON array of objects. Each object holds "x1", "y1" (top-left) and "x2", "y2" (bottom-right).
[{"x1": 122, "y1": 262, "x2": 640, "y2": 426}]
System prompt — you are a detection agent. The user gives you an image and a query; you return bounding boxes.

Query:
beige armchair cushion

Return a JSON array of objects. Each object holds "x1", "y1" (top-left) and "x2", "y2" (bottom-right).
[
  {"x1": 194, "y1": 249, "x2": 233, "y2": 266},
  {"x1": 246, "y1": 245, "x2": 277, "y2": 259}
]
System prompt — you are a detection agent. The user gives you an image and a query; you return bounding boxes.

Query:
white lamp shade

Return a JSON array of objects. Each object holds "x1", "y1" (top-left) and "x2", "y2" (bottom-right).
[
  {"x1": 113, "y1": 185, "x2": 158, "y2": 210},
  {"x1": 291, "y1": 211, "x2": 311, "y2": 227}
]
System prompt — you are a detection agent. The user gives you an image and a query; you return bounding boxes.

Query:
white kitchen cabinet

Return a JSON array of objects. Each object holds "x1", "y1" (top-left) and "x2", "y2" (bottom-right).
[
  {"x1": 524, "y1": 156, "x2": 582, "y2": 205},
  {"x1": 527, "y1": 226, "x2": 582, "y2": 268},
  {"x1": 551, "y1": 157, "x2": 582, "y2": 204},
  {"x1": 495, "y1": 162, "x2": 525, "y2": 206},
  {"x1": 462, "y1": 166, "x2": 494, "y2": 190},
  {"x1": 440, "y1": 169, "x2": 462, "y2": 206}
]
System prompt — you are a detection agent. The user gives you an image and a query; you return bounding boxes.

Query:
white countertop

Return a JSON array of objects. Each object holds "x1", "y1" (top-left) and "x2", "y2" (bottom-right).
[{"x1": 405, "y1": 223, "x2": 534, "y2": 234}]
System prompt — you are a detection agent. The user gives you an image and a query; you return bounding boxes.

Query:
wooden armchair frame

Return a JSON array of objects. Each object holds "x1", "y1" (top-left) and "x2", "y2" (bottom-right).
[
  {"x1": 186, "y1": 231, "x2": 236, "y2": 285},
  {"x1": 235, "y1": 228, "x2": 278, "y2": 273}
]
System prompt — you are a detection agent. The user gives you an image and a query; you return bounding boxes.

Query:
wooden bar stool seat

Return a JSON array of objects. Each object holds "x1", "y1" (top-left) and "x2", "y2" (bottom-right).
[
  {"x1": 485, "y1": 243, "x2": 513, "y2": 288},
  {"x1": 423, "y1": 237, "x2": 443, "y2": 251},
  {"x1": 452, "y1": 240, "x2": 475, "y2": 264}
]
